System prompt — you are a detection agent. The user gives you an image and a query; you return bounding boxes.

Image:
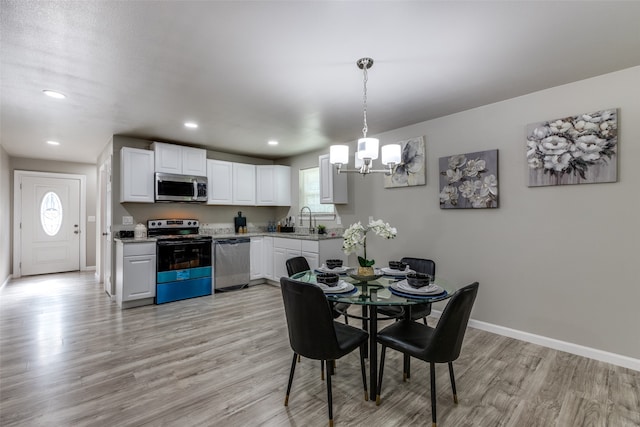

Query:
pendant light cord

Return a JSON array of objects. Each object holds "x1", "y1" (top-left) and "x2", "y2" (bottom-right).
[{"x1": 362, "y1": 59, "x2": 370, "y2": 138}]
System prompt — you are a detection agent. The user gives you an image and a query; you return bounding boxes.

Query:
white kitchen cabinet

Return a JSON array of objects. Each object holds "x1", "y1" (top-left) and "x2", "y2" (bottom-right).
[
  {"x1": 256, "y1": 165, "x2": 291, "y2": 206},
  {"x1": 319, "y1": 154, "x2": 348, "y2": 204},
  {"x1": 272, "y1": 237, "x2": 346, "y2": 280},
  {"x1": 151, "y1": 142, "x2": 207, "y2": 176},
  {"x1": 207, "y1": 159, "x2": 233, "y2": 205},
  {"x1": 115, "y1": 240, "x2": 156, "y2": 308},
  {"x1": 263, "y1": 236, "x2": 273, "y2": 280},
  {"x1": 250, "y1": 236, "x2": 263, "y2": 280},
  {"x1": 120, "y1": 147, "x2": 155, "y2": 203},
  {"x1": 232, "y1": 163, "x2": 256, "y2": 205}
]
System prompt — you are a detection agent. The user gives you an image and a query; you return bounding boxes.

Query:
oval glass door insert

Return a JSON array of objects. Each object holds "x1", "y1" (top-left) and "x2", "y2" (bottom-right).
[{"x1": 40, "y1": 191, "x2": 63, "y2": 236}]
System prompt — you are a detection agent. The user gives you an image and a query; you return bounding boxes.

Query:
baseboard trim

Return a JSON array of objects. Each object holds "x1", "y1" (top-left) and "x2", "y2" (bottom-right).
[
  {"x1": 1, "y1": 274, "x2": 11, "y2": 291},
  {"x1": 430, "y1": 309, "x2": 640, "y2": 372}
]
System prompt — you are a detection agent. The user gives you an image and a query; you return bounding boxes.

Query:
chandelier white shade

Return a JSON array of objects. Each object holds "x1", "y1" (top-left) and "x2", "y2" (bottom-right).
[
  {"x1": 328, "y1": 57, "x2": 402, "y2": 175},
  {"x1": 381, "y1": 144, "x2": 401, "y2": 165},
  {"x1": 329, "y1": 145, "x2": 349, "y2": 165}
]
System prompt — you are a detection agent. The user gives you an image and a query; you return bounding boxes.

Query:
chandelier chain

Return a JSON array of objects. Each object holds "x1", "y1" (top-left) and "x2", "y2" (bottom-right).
[{"x1": 362, "y1": 59, "x2": 369, "y2": 138}]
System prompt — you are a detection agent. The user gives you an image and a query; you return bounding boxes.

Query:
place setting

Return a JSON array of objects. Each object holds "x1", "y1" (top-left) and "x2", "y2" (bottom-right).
[
  {"x1": 380, "y1": 260, "x2": 415, "y2": 278},
  {"x1": 314, "y1": 272, "x2": 357, "y2": 296},
  {"x1": 388, "y1": 272, "x2": 447, "y2": 299},
  {"x1": 315, "y1": 259, "x2": 350, "y2": 275}
]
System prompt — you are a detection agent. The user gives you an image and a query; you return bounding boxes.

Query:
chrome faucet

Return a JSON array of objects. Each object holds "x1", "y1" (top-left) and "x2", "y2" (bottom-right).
[{"x1": 300, "y1": 206, "x2": 315, "y2": 234}]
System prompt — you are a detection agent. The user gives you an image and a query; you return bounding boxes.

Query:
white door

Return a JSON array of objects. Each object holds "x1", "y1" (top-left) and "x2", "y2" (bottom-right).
[{"x1": 20, "y1": 175, "x2": 81, "y2": 275}]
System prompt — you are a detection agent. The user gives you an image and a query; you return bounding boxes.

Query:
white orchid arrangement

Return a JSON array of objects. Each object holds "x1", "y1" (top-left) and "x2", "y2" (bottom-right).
[{"x1": 342, "y1": 219, "x2": 397, "y2": 267}]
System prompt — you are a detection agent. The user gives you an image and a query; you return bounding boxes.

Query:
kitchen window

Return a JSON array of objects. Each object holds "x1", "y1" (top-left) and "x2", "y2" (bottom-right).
[{"x1": 299, "y1": 167, "x2": 335, "y2": 218}]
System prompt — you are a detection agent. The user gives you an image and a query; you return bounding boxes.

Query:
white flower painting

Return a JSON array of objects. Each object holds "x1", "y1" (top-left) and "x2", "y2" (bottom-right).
[
  {"x1": 439, "y1": 149, "x2": 499, "y2": 209},
  {"x1": 526, "y1": 109, "x2": 617, "y2": 187},
  {"x1": 384, "y1": 136, "x2": 426, "y2": 188}
]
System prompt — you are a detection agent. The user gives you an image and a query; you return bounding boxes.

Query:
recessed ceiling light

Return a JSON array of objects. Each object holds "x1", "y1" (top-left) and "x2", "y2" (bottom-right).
[
  {"x1": 184, "y1": 122, "x2": 198, "y2": 129},
  {"x1": 43, "y1": 90, "x2": 66, "y2": 99},
  {"x1": 47, "y1": 140, "x2": 60, "y2": 146},
  {"x1": 268, "y1": 140, "x2": 279, "y2": 146}
]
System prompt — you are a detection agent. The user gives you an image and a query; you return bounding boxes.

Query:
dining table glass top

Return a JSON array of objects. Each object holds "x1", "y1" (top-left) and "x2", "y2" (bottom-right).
[{"x1": 289, "y1": 270, "x2": 457, "y2": 306}]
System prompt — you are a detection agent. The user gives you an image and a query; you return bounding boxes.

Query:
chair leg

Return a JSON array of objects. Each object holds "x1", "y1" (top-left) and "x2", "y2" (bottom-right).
[
  {"x1": 344, "y1": 313, "x2": 349, "y2": 324},
  {"x1": 448, "y1": 362, "x2": 458, "y2": 404},
  {"x1": 326, "y1": 359, "x2": 334, "y2": 427},
  {"x1": 403, "y1": 354, "x2": 411, "y2": 381},
  {"x1": 376, "y1": 345, "x2": 387, "y2": 405},
  {"x1": 285, "y1": 352, "x2": 298, "y2": 406},
  {"x1": 359, "y1": 343, "x2": 368, "y2": 401},
  {"x1": 430, "y1": 362, "x2": 437, "y2": 427},
  {"x1": 321, "y1": 360, "x2": 325, "y2": 380}
]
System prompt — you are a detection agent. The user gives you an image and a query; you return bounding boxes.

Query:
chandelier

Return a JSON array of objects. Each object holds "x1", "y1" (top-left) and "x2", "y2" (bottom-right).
[{"x1": 329, "y1": 57, "x2": 401, "y2": 175}]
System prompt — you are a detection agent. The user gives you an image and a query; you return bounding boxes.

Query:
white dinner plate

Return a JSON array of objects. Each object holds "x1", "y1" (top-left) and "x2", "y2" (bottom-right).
[
  {"x1": 316, "y1": 280, "x2": 355, "y2": 294},
  {"x1": 316, "y1": 265, "x2": 349, "y2": 274},
  {"x1": 393, "y1": 280, "x2": 443, "y2": 295},
  {"x1": 380, "y1": 267, "x2": 415, "y2": 276}
]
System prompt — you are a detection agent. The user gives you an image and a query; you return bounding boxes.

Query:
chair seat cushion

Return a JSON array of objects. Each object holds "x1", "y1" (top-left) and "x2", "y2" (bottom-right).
[
  {"x1": 378, "y1": 303, "x2": 431, "y2": 320},
  {"x1": 334, "y1": 322, "x2": 369, "y2": 358},
  {"x1": 376, "y1": 320, "x2": 435, "y2": 361}
]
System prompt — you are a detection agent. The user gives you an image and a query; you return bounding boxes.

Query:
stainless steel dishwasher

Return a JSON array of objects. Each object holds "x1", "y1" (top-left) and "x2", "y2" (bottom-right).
[{"x1": 214, "y1": 237, "x2": 250, "y2": 291}]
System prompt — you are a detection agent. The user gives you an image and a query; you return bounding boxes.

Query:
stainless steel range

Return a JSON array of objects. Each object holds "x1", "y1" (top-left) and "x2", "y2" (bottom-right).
[{"x1": 147, "y1": 219, "x2": 213, "y2": 304}]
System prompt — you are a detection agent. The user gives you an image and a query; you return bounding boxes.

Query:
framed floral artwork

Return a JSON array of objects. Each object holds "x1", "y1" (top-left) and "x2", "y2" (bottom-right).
[
  {"x1": 526, "y1": 109, "x2": 617, "y2": 187},
  {"x1": 439, "y1": 149, "x2": 499, "y2": 209},
  {"x1": 384, "y1": 136, "x2": 426, "y2": 188}
]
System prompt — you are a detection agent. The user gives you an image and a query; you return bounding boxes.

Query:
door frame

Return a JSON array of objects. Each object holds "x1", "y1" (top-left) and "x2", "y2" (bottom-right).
[{"x1": 13, "y1": 170, "x2": 87, "y2": 278}]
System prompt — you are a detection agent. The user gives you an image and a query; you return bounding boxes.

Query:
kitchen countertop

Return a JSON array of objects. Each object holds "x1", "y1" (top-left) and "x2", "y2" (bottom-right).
[
  {"x1": 114, "y1": 233, "x2": 343, "y2": 243},
  {"x1": 210, "y1": 232, "x2": 343, "y2": 241}
]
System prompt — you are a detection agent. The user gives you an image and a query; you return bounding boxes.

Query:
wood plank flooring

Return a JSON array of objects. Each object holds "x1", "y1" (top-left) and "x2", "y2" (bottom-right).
[{"x1": 1, "y1": 272, "x2": 638, "y2": 426}]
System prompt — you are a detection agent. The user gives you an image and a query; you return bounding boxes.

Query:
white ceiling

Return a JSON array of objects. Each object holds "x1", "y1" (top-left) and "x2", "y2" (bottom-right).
[{"x1": 2, "y1": 1, "x2": 640, "y2": 164}]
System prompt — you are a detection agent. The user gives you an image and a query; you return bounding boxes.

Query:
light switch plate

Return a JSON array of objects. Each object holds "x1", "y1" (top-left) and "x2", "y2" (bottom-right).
[
  {"x1": 88, "y1": 215, "x2": 96, "y2": 222},
  {"x1": 122, "y1": 216, "x2": 133, "y2": 225}
]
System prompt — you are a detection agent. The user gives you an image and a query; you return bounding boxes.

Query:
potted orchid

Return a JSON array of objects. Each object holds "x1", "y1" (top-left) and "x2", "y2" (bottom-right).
[{"x1": 342, "y1": 219, "x2": 397, "y2": 276}]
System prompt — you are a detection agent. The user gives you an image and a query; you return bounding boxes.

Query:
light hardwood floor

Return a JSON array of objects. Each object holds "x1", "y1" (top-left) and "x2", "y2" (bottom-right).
[{"x1": 1, "y1": 272, "x2": 638, "y2": 426}]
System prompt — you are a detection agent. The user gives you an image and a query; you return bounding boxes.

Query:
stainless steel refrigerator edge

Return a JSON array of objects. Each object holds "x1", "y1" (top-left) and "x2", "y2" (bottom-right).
[{"x1": 214, "y1": 238, "x2": 250, "y2": 290}]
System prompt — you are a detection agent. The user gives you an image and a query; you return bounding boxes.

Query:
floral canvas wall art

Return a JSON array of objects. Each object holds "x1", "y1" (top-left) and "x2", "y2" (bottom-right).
[
  {"x1": 526, "y1": 109, "x2": 617, "y2": 187},
  {"x1": 439, "y1": 149, "x2": 499, "y2": 209},
  {"x1": 384, "y1": 136, "x2": 426, "y2": 188}
]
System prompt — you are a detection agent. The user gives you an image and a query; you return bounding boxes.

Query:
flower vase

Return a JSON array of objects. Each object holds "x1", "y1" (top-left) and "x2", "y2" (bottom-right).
[{"x1": 358, "y1": 266, "x2": 374, "y2": 276}]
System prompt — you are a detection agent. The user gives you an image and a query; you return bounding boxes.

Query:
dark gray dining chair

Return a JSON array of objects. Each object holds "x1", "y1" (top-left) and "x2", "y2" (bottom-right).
[
  {"x1": 376, "y1": 282, "x2": 479, "y2": 427},
  {"x1": 281, "y1": 277, "x2": 369, "y2": 427},
  {"x1": 378, "y1": 257, "x2": 435, "y2": 323},
  {"x1": 285, "y1": 256, "x2": 350, "y2": 324}
]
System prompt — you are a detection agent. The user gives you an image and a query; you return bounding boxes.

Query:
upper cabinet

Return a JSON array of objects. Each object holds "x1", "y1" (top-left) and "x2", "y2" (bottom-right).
[
  {"x1": 319, "y1": 154, "x2": 348, "y2": 204},
  {"x1": 232, "y1": 163, "x2": 256, "y2": 205},
  {"x1": 120, "y1": 147, "x2": 155, "y2": 203},
  {"x1": 207, "y1": 160, "x2": 257, "y2": 205},
  {"x1": 256, "y1": 165, "x2": 291, "y2": 206},
  {"x1": 207, "y1": 159, "x2": 233, "y2": 205},
  {"x1": 151, "y1": 142, "x2": 207, "y2": 177}
]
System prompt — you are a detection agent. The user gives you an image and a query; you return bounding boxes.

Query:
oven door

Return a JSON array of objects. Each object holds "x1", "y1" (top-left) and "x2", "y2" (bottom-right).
[
  {"x1": 156, "y1": 239, "x2": 212, "y2": 303},
  {"x1": 155, "y1": 172, "x2": 207, "y2": 202}
]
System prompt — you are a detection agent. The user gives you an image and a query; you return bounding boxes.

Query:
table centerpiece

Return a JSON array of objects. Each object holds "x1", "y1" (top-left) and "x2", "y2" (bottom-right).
[{"x1": 342, "y1": 218, "x2": 397, "y2": 279}]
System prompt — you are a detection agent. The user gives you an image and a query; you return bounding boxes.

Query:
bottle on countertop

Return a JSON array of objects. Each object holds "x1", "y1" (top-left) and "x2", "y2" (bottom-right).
[{"x1": 134, "y1": 223, "x2": 147, "y2": 239}]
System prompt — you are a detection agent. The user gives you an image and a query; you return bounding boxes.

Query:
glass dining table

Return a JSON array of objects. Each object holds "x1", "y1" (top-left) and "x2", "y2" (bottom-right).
[{"x1": 290, "y1": 270, "x2": 458, "y2": 401}]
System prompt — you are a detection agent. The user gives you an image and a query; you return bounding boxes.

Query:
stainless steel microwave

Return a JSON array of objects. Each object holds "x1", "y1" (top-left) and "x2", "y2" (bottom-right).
[{"x1": 155, "y1": 172, "x2": 207, "y2": 202}]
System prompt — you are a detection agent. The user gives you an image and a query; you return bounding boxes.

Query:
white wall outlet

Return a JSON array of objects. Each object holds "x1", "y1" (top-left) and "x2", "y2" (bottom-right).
[
  {"x1": 336, "y1": 216, "x2": 341, "y2": 225},
  {"x1": 122, "y1": 216, "x2": 133, "y2": 225}
]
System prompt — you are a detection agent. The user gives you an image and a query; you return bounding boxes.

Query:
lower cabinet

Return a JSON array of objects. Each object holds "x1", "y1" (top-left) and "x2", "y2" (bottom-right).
[
  {"x1": 115, "y1": 240, "x2": 156, "y2": 309},
  {"x1": 272, "y1": 237, "x2": 346, "y2": 280},
  {"x1": 250, "y1": 236, "x2": 346, "y2": 283}
]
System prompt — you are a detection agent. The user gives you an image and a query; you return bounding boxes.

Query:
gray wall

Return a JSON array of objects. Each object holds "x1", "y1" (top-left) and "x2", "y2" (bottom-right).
[
  {"x1": 0, "y1": 145, "x2": 10, "y2": 285},
  {"x1": 307, "y1": 66, "x2": 639, "y2": 359},
  {"x1": 9, "y1": 157, "x2": 98, "y2": 269}
]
